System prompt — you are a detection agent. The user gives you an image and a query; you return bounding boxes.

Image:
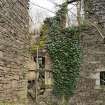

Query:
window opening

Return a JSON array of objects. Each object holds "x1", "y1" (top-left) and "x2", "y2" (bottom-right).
[
  {"x1": 100, "y1": 71, "x2": 105, "y2": 86},
  {"x1": 34, "y1": 56, "x2": 45, "y2": 68}
]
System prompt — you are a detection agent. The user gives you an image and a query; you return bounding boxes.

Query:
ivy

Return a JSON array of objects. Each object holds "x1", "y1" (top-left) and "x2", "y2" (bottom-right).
[
  {"x1": 45, "y1": 1, "x2": 81, "y2": 102},
  {"x1": 48, "y1": 27, "x2": 81, "y2": 100}
]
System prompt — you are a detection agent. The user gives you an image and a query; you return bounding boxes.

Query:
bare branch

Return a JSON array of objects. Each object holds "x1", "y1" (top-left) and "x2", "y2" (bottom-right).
[{"x1": 67, "y1": 0, "x2": 80, "y2": 4}]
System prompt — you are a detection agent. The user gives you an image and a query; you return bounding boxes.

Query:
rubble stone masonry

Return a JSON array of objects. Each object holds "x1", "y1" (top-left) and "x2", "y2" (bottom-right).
[
  {"x1": 0, "y1": 0, "x2": 29, "y2": 104},
  {"x1": 70, "y1": 0, "x2": 105, "y2": 105}
]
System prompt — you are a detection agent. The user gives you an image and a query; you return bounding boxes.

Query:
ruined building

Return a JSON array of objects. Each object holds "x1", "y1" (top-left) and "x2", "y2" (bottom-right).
[
  {"x1": 28, "y1": 0, "x2": 105, "y2": 105},
  {"x1": 70, "y1": 0, "x2": 105, "y2": 105},
  {"x1": 0, "y1": 0, "x2": 105, "y2": 105},
  {"x1": 0, "y1": 0, "x2": 29, "y2": 104}
]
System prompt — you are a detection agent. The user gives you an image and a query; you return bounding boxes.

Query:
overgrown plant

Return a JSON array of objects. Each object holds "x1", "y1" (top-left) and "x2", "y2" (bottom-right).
[
  {"x1": 30, "y1": 23, "x2": 48, "y2": 54},
  {"x1": 45, "y1": 1, "x2": 81, "y2": 104}
]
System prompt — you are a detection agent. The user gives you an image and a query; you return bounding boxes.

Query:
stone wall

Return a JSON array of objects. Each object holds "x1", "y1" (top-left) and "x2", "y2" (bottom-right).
[
  {"x1": 70, "y1": 0, "x2": 105, "y2": 105},
  {"x1": 85, "y1": 0, "x2": 105, "y2": 29},
  {"x1": 0, "y1": 0, "x2": 29, "y2": 104},
  {"x1": 70, "y1": 26, "x2": 105, "y2": 105}
]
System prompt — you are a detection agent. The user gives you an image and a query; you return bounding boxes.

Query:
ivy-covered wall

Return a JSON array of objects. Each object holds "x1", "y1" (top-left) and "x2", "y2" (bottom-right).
[
  {"x1": 30, "y1": 2, "x2": 81, "y2": 105},
  {"x1": 46, "y1": 2, "x2": 81, "y2": 104},
  {"x1": 29, "y1": 1, "x2": 105, "y2": 105}
]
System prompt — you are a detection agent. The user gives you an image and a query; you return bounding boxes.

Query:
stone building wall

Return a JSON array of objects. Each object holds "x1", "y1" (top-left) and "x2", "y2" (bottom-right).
[
  {"x1": 70, "y1": 0, "x2": 105, "y2": 105},
  {"x1": 0, "y1": 0, "x2": 29, "y2": 104},
  {"x1": 70, "y1": 26, "x2": 105, "y2": 105}
]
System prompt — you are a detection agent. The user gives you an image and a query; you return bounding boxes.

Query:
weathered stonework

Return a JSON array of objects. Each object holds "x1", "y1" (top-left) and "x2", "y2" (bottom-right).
[
  {"x1": 0, "y1": 0, "x2": 29, "y2": 104},
  {"x1": 70, "y1": 0, "x2": 105, "y2": 105},
  {"x1": 85, "y1": 0, "x2": 105, "y2": 31},
  {"x1": 70, "y1": 26, "x2": 105, "y2": 105}
]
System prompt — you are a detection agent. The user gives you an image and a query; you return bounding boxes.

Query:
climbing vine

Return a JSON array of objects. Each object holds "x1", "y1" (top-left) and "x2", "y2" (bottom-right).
[{"x1": 46, "y1": 1, "x2": 81, "y2": 102}]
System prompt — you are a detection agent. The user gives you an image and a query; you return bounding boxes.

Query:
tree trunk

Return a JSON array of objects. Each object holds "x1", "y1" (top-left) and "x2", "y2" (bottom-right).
[{"x1": 77, "y1": 1, "x2": 81, "y2": 26}]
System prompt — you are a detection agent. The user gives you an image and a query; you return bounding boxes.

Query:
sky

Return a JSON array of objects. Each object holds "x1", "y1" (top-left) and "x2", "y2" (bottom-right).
[
  {"x1": 29, "y1": 0, "x2": 78, "y2": 31},
  {"x1": 29, "y1": 0, "x2": 56, "y2": 23}
]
